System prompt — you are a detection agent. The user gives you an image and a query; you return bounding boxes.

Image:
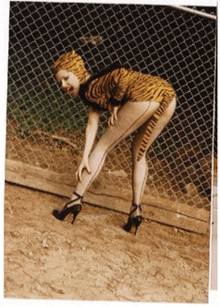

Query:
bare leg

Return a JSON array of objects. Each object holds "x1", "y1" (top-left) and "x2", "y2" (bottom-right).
[
  {"x1": 54, "y1": 101, "x2": 159, "y2": 222},
  {"x1": 73, "y1": 101, "x2": 160, "y2": 199},
  {"x1": 129, "y1": 97, "x2": 177, "y2": 217}
]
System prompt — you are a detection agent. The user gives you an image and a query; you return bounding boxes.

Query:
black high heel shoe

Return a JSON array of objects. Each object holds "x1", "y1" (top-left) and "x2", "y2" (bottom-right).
[
  {"x1": 52, "y1": 192, "x2": 83, "y2": 224},
  {"x1": 123, "y1": 204, "x2": 143, "y2": 236}
]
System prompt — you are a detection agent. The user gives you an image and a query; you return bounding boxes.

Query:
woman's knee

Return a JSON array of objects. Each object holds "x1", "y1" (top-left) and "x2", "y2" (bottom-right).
[{"x1": 93, "y1": 136, "x2": 113, "y2": 158}]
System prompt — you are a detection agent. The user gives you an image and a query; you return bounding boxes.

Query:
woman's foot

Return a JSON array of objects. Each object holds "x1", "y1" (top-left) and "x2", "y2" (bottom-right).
[
  {"x1": 52, "y1": 192, "x2": 83, "y2": 224},
  {"x1": 123, "y1": 204, "x2": 143, "y2": 235}
]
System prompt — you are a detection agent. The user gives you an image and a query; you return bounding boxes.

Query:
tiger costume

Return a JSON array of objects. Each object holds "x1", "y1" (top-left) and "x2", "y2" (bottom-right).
[
  {"x1": 53, "y1": 50, "x2": 176, "y2": 161},
  {"x1": 79, "y1": 65, "x2": 176, "y2": 161},
  {"x1": 52, "y1": 50, "x2": 176, "y2": 235}
]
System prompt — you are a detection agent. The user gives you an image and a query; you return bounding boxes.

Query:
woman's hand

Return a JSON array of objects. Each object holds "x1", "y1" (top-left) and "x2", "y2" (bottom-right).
[
  {"x1": 108, "y1": 106, "x2": 119, "y2": 126},
  {"x1": 76, "y1": 157, "x2": 91, "y2": 182}
]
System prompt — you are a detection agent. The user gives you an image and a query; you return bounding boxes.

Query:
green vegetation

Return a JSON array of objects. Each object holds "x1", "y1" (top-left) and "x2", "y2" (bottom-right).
[
  {"x1": 7, "y1": 57, "x2": 86, "y2": 137},
  {"x1": 7, "y1": 52, "x2": 109, "y2": 139}
]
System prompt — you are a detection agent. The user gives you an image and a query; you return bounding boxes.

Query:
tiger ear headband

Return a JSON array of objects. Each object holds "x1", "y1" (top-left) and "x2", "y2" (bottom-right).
[{"x1": 53, "y1": 50, "x2": 90, "y2": 84}]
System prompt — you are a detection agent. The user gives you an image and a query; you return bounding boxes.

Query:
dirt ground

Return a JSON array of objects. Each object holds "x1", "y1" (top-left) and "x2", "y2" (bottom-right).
[{"x1": 4, "y1": 182, "x2": 210, "y2": 303}]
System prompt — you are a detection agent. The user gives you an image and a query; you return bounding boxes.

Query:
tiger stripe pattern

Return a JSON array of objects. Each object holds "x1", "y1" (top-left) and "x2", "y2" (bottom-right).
[
  {"x1": 53, "y1": 51, "x2": 176, "y2": 161},
  {"x1": 53, "y1": 50, "x2": 90, "y2": 84},
  {"x1": 82, "y1": 67, "x2": 176, "y2": 160}
]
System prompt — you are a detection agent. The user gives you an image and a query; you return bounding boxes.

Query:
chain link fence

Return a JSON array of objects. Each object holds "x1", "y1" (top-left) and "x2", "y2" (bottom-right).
[{"x1": 6, "y1": 2, "x2": 216, "y2": 210}]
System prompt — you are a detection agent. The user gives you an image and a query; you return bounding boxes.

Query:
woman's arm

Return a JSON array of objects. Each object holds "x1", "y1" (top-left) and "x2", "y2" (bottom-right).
[
  {"x1": 76, "y1": 106, "x2": 100, "y2": 182},
  {"x1": 83, "y1": 106, "x2": 100, "y2": 159}
]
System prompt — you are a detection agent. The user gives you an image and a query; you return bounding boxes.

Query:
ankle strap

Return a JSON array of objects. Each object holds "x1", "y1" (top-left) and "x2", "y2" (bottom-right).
[
  {"x1": 65, "y1": 192, "x2": 83, "y2": 207},
  {"x1": 130, "y1": 204, "x2": 142, "y2": 215},
  {"x1": 73, "y1": 191, "x2": 83, "y2": 199}
]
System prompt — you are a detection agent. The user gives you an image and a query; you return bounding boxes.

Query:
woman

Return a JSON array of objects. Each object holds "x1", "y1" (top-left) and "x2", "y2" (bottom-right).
[{"x1": 52, "y1": 50, "x2": 176, "y2": 235}]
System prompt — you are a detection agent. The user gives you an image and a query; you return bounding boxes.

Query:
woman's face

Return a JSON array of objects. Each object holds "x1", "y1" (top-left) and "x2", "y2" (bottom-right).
[{"x1": 55, "y1": 69, "x2": 80, "y2": 97}]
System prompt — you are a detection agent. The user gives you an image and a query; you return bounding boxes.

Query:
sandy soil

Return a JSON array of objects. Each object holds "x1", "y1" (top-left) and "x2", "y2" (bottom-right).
[{"x1": 4, "y1": 182, "x2": 210, "y2": 303}]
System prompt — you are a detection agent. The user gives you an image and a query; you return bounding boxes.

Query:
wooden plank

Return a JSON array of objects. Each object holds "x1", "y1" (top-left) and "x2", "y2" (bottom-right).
[
  {"x1": 5, "y1": 159, "x2": 209, "y2": 234},
  {"x1": 5, "y1": 159, "x2": 73, "y2": 197},
  {"x1": 83, "y1": 194, "x2": 209, "y2": 234},
  {"x1": 5, "y1": 159, "x2": 209, "y2": 221},
  {"x1": 104, "y1": 186, "x2": 209, "y2": 222},
  {"x1": 5, "y1": 159, "x2": 208, "y2": 221}
]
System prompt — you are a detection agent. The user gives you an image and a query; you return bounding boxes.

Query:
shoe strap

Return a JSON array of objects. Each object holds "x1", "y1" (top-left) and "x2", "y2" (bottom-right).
[
  {"x1": 130, "y1": 204, "x2": 142, "y2": 216},
  {"x1": 65, "y1": 192, "x2": 83, "y2": 208},
  {"x1": 73, "y1": 191, "x2": 83, "y2": 200}
]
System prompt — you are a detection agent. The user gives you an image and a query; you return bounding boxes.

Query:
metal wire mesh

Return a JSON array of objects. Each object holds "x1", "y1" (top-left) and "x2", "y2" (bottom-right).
[{"x1": 6, "y1": 2, "x2": 216, "y2": 210}]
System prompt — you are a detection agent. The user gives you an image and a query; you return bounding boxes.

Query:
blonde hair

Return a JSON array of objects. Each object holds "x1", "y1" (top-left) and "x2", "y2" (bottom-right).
[{"x1": 53, "y1": 50, "x2": 90, "y2": 84}]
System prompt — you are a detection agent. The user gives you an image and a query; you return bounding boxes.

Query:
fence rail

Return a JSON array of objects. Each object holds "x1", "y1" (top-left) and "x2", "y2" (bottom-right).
[
  {"x1": 6, "y1": 2, "x2": 216, "y2": 212},
  {"x1": 170, "y1": 5, "x2": 216, "y2": 20}
]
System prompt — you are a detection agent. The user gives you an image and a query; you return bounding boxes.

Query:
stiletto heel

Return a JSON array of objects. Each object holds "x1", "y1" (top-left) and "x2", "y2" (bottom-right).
[
  {"x1": 70, "y1": 204, "x2": 82, "y2": 224},
  {"x1": 133, "y1": 215, "x2": 142, "y2": 235},
  {"x1": 123, "y1": 204, "x2": 143, "y2": 236},
  {"x1": 52, "y1": 192, "x2": 83, "y2": 224}
]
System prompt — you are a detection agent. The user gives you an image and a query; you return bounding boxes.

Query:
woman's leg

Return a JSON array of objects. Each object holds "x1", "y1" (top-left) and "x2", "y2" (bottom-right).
[
  {"x1": 53, "y1": 101, "x2": 158, "y2": 222},
  {"x1": 72, "y1": 100, "x2": 160, "y2": 199},
  {"x1": 129, "y1": 97, "x2": 177, "y2": 217}
]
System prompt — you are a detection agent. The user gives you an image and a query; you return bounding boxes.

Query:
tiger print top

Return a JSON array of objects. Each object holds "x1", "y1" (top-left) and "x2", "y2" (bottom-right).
[{"x1": 79, "y1": 65, "x2": 176, "y2": 161}]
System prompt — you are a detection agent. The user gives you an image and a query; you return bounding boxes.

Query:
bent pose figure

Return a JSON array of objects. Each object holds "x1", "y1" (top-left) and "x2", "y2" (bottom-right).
[{"x1": 52, "y1": 50, "x2": 176, "y2": 235}]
